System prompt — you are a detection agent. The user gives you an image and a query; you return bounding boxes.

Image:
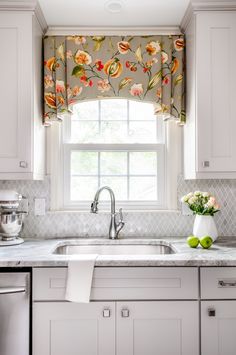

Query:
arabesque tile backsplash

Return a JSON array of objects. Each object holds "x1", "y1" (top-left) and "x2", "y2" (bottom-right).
[{"x1": 0, "y1": 175, "x2": 235, "y2": 239}]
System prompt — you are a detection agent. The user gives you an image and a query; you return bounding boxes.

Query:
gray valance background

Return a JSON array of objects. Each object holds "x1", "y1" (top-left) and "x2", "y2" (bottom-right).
[{"x1": 44, "y1": 35, "x2": 185, "y2": 125}]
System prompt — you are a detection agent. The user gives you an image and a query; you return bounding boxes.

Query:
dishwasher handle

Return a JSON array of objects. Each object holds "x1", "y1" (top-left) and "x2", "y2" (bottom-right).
[{"x1": 0, "y1": 286, "x2": 26, "y2": 295}]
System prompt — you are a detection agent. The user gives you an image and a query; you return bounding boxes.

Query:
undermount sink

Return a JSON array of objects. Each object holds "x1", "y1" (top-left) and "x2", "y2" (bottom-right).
[{"x1": 53, "y1": 241, "x2": 175, "y2": 256}]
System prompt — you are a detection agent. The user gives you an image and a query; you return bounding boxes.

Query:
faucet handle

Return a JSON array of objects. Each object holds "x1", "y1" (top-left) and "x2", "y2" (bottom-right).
[{"x1": 91, "y1": 201, "x2": 98, "y2": 213}]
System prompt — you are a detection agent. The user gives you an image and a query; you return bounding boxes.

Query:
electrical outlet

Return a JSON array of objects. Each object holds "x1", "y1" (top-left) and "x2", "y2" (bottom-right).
[{"x1": 34, "y1": 198, "x2": 46, "y2": 216}]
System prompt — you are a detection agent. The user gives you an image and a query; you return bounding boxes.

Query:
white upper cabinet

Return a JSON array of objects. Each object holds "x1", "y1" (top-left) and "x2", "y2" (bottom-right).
[
  {"x1": 0, "y1": 11, "x2": 45, "y2": 180},
  {"x1": 184, "y1": 11, "x2": 236, "y2": 179}
]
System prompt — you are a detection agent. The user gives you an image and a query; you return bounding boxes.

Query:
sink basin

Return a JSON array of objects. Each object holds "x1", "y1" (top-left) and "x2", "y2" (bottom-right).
[{"x1": 53, "y1": 241, "x2": 175, "y2": 256}]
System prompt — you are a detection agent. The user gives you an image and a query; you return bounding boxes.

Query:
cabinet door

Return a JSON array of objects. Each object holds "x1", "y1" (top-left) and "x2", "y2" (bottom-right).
[
  {"x1": 116, "y1": 301, "x2": 199, "y2": 355},
  {"x1": 33, "y1": 302, "x2": 115, "y2": 355},
  {"x1": 201, "y1": 301, "x2": 236, "y2": 355},
  {"x1": 197, "y1": 12, "x2": 236, "y2": 173},
  {"x1": 0, "y1": 13, "x2": 32, "y2": 173}
]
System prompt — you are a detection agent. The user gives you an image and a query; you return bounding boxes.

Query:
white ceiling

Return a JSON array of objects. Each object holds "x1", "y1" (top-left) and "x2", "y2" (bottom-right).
[{"x1": 38, "y1": 0, "x2": 190, "y2": 27}]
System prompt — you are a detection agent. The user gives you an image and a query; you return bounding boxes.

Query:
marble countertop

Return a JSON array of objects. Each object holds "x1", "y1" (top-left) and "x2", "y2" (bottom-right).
[{"x1": 0, "y1": 237, "x2": 236, "y2": 267}]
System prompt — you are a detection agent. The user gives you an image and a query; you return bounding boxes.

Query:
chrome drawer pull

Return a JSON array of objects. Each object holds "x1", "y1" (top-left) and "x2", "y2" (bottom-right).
[
  {"x1": 218, "y1": 280, "x2": 236, "y2": 288},
  {"x1": 0, "y1": 287, "x2": 26, "y2": 295}
]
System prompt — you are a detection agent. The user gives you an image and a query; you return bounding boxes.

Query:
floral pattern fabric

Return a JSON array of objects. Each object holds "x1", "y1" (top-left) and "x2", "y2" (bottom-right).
[{"x1": 44, "y1": 35, "x2": 185, "y2": 125}]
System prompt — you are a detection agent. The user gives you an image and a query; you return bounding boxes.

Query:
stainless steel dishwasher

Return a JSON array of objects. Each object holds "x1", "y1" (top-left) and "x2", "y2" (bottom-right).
[{"x1": 0, "y1": 272, "x2": 30, "y2": 355}]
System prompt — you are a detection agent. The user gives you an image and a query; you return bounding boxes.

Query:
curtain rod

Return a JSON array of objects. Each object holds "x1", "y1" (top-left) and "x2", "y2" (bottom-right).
[{"x1": 46, "y1": 26, "x2": 183, "y2": 36}]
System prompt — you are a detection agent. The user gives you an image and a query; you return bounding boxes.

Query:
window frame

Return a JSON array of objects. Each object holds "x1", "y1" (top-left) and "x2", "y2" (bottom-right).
[{"x1": 48, "y1": 102, "x2": 181, "y2": 212}]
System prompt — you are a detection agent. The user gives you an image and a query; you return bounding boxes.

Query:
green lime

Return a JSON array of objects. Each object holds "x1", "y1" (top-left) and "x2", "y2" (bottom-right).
[
  {"x1": 187, "y1": 235, "x2": 199, "y2": 248},
  {"x1": 200, "y1": 235, "x2": 213, "y2": 249}
]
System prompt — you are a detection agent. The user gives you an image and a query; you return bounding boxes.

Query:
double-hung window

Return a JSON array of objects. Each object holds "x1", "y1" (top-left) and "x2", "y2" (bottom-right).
[{"x1": 60, "y1": 98, "x2": 167, "y2": 210}]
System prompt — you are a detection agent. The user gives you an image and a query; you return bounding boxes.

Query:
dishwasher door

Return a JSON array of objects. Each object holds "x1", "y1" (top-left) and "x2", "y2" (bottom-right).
[{"x1": 0, "y1": 272, "x2": 30, "y2": 355}]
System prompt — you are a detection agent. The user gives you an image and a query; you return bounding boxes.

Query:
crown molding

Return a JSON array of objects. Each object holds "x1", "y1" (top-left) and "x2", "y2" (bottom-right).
[
  {"x1": 46, "y1": 26, "x2": 182, "y2": 36},
  {"x1": 0, "y1": 1, "x2": 47, "y2": 32},
  {"x1": 181, "y1": 1, "x2": 236, "y2": 31}
]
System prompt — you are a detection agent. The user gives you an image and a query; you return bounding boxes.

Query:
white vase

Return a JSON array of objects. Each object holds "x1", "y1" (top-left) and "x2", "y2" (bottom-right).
[{"x1": 193, "y1": 215, "x2": 218, "y2": 241}]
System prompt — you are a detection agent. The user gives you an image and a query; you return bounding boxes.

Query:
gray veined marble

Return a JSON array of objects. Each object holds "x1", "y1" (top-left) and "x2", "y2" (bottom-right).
[{"x1": 0, "y1": 237, "x2": 236, "y2": 267}]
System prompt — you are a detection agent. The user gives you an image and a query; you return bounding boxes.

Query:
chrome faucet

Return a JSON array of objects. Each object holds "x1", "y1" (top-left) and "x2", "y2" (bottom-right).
[{"x1": 90, "y1": 186, "x2": 125, "y2": 239}]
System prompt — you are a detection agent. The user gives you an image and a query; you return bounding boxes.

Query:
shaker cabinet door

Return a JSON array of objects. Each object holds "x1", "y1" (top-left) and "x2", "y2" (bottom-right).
[
  {"x1": 116, "y1": 301, "x2": 199, "y2": 355},
  {"x1": 201, "y1": 301, "x2": 236, "y2": 355},
  {"x1": 0, "y1": 13, "x2": 32, "y2": 173},
  {"x1": 196, "y1": 12, "x2": 236, "y2": 173},
  {"x1": 33, "y1": 302, "x2": 115, "y2": 355}
]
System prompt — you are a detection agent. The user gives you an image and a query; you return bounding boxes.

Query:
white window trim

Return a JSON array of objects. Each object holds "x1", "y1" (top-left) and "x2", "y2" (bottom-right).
[{"x1": 48, "y1": 119, "x2": 182, "y2": 212}]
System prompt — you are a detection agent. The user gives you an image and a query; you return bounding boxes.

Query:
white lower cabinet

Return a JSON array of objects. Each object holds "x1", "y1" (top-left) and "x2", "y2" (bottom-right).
[
  {"x1": 201, "y1": 301, "x2": 236, "y2": 355},
  {"x1": 33, "y1": 300, "x2": 199, "y2": 355},
  {"x1": 33, "y1": 302, "x2": 116, "y2": 355},
  {"x1": 116, "y1": 301, "x2": 199, "y2": 355}
]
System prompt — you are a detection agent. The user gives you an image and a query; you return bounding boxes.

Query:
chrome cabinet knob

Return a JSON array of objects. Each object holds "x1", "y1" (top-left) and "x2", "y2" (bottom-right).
[
  {"x1": 208, "y1": 308, "x2": 216, "y2": 317},
  {"x1": 19, "y1": 161, "x2": 28, "y2": 168},
  {"x1": 103, "y1": 309, "x2": 111, "y2": 318},
  {"x1": 202, "y1": 161, "x2": 210, "y2": 168},
  {"x1": 121, "y1": 308, "x2": 130, "y2": 318}
]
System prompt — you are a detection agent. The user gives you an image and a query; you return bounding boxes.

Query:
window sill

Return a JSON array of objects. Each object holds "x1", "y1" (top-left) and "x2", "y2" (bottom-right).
[{"x1": 47, "y1": 209, "x2": 181, "y2": 214}]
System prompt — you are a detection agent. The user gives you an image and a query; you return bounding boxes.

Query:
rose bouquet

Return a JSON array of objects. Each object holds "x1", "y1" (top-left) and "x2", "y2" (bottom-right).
[{"x1": 181, "y1": 191, "x2": 220, "y2": 216}]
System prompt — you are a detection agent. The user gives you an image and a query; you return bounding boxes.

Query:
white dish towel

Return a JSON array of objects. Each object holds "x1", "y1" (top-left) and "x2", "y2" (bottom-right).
[{"x1": 65, "y1": 254, "x2": 98, "y2": 303}]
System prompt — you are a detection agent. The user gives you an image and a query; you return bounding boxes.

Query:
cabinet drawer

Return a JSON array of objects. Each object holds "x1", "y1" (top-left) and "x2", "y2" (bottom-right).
[
  {"x1": 201, "y1": 267, "x2": 236, "y2": 299},
  {"x1": 33, "y1": 267, "x2": 198, "y2": 301}
]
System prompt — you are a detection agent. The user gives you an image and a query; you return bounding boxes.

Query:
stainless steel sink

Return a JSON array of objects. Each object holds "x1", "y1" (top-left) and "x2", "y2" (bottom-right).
[{"x1": 53, "y1": 241, "x2": 175, "y2": 256}]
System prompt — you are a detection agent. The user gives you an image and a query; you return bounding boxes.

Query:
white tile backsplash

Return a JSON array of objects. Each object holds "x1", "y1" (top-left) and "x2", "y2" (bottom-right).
[{"x1": 0, "y1": 175, "x2": 235, "y2": 238}]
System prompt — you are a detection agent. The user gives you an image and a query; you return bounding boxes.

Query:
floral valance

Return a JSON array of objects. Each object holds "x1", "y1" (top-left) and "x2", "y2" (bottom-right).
[{"x1": 44, "y1": 35, "x2": 185, "y2": 125}]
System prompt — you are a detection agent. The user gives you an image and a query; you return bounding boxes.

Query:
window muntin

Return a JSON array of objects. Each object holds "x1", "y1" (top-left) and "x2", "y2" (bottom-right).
[{"x1": 63, "y1": 99, "x2": 166, "y2": 209}]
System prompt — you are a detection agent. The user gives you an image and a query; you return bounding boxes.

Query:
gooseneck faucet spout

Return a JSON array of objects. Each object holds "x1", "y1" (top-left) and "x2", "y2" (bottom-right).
[{"x1": 90, "y1": 186, "x2": 125, "y2": 239}]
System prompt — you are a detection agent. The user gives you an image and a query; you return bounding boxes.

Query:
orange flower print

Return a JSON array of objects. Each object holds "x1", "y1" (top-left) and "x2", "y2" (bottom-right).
[
  {"x1": 104, "y1": 58, "x2": 123, "y2": 78},
  {"x1": 44, "y1": 92, "x2": 56, "y2": 109},
  {"x1": 97, "y1": 79, "x2": 111, "y2": 93},
  {"x1": 74, "y1": 50, "x2": 92, "y2": 65},
  {"x1": 56, "y1": 80, "x2": 65, "y2": 93},
  {"x1": 117, "y1": 41, "x2": 130, "y2": 54},
  {"x1": 129, "y1": 83, "x2": 144, "y2": 97},
  {"x1": 44, "y1": 57, "x2": 56, "y2": 71},
  {"x1": 174, "y1": 38, "x2": 184, "y2": 51},
  {"x1": 44, "y1": 75, "x2": 54, "y2": 88},
  {"x1": 72, "y1": 86, "x2": 83, "y2": 96},
  {"x1": 171, "y1": 58, "x2": 179, "y2": 74},
  {"x1": 146, "y1": 41, "x2": 161, "y2": 55},
  {"x1": 57, "y1": 96, "x2": 65, "y2": 105}
]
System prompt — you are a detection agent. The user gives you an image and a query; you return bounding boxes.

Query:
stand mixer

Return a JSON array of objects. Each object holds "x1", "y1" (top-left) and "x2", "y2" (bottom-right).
[{"x1": 0, "y1": 190, "x2": 28, "y2": 245}]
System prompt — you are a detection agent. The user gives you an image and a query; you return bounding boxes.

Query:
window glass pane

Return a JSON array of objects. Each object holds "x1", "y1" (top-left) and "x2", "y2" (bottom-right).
[
  {"x1": 71, "y1": 152, "x2": 98, "y2": 175},
  {"x1": 129, "y1": 177, "x2": 157, "y2": 200},
  {"x1": 130, "y1": 152, "x2": 157, "y2": 175},
  {"x1": 100, "y1": 177, "x2": 127, "y2": 200},
  {"x1": 100, "y1": 121, "x2": 127, "y2": 143},
  {"x1": 129, "y1": 101, "x2": 156, "y2": 121},
  {"x1": 72, "y1": 100, "x2": 99, "y2": 120},
  {"x1": 100, "y1": 152, "x2": 127, "y2": 175},
  {"x1": 101, "y1": 99, "x2": 127, "y2": 120},
  {"x1": 71, "y1": 177, "x2": 98, "y2": 200},
  {"x1": 128, "y1": 121, "x2": 157, "y2": 143},
  {"x1": 71, "y1": 121, "x2": 99, "y2": 143}
]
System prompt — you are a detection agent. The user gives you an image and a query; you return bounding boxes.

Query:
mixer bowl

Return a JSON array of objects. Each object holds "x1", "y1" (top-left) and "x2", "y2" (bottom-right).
[{"x1": 0, "y1": 212, "x2": 26, "y2": 240}]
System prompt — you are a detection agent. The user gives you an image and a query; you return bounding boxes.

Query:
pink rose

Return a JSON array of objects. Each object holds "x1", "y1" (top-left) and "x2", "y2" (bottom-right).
[
  {"x1": 129, "y1": 83, "x2": 144, "y2": 97},
  {"x1": 97, "y1": 79, "x2": 111, "y2": 93}
]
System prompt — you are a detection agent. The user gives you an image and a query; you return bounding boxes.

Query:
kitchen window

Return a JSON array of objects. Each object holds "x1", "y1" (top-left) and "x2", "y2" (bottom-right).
[{"x1": 49, "y1": 98, "x2": 181, "y2": 211}]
